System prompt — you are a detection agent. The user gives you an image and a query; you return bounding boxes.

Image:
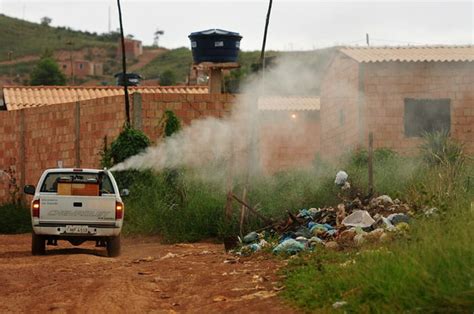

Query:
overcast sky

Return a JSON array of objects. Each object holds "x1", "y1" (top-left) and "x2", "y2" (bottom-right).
[{"x1": 1, "y1": 0, "x2": 473, "y2": 51}]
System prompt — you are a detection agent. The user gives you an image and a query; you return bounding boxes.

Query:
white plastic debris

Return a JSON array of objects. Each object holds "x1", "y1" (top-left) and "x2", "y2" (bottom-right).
[
  {"x1": 375, "y1": 195, "x2": 394, "y2": 205},
  {"x1": 332, "y1": 301, "x2": 348, "y2": 309},
  {"x1": 334, "y1": 171, "x2": 348, "y2": 186},
  {"x1": 342, "y1": 210, "x2": 375, "y2": 228}
]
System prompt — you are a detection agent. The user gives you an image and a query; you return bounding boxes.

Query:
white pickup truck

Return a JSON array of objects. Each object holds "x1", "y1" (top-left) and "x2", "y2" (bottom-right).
[{"x1": 23, "y1": 168, "x2": 128, "y2": 257}]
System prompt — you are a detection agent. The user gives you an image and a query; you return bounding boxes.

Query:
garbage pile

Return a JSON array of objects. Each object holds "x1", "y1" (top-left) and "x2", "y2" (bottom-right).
[{"x1": 234, "y1": 192, "x2": 412, "y2": 256}]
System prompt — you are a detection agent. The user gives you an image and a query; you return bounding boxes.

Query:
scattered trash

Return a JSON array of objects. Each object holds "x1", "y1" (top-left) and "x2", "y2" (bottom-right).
[
  {"x1": 342, "y1": 210, "x2": 375, "y2": 228},
  {"x1": 424, "y1": 207, "x2": 439, "y2": 217},
  {"x1": 231, "y1": 189, "x2": 414, "y2": 256},
  {"x1": 272, "y1": 239, "x2": 305, "y2": 255},
  {"x1": 243, "y1": 231, "x2": 259, "y2": 244},
  {"x1": 335, "y1": 171, "x2": 348, "y2": 186},
  {"x1": 332, "y1": 301, "x2": 348, "y2": 309},
  {"x1": 387, "y1": 213, "x2": 410, "y2": 226}
]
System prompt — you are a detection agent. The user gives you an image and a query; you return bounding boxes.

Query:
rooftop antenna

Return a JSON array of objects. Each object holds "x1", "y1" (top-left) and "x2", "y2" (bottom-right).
[{"x1": 116, "y1": 0, "x2": 131, "y2": 126}]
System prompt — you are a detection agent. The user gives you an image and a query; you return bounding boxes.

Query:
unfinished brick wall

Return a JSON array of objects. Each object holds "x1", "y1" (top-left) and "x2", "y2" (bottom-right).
[
  {"x1": 259, "y1": 112, "x2": 320, "y2": 173},
  {"x1": 0, "y1": 110, "x2": 22, "y2": 203},
  {"x1": 320, "y1": 54, "x2": 361, "y2": 159},
  {"x1": 320, "y1": 55, "x2": 474, "y2": 159},
  {"x1": 139, "y1": 93, "x2": 234, "y2": 143},
  {"x1": 0, "y1": 93, "x2": 235, "y2": 204},
  {"x1": 363, "y1": 61, "x2": 474, "y2": 154},
  {"x1": 1, "y1": 91, "x2": 327, "y2": 203}
]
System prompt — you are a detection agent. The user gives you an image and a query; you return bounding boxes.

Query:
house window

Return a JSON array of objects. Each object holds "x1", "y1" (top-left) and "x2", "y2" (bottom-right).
[
  {"x1": 404, "y1": 98, "x2": 451, "y2": 137},
  {"x1": 79, "y1": 63, "x2": 83, "y2": 69}
]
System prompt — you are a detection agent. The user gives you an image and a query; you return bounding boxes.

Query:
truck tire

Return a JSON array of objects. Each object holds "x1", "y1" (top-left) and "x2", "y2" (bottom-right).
[
  {"x1": 31, "y1": 233, "x2": 45, "y2": 255},
  {"x1": 107, "y1": 236, "x2": 121, "y2": 257}
]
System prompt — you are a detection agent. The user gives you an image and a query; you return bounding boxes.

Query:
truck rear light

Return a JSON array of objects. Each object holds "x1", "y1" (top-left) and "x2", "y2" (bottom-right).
[
  {"x1": 32, "y1": 200, "x2": 40, "y2": 218},
  {"x1": 115, "y1": 202, "x2": 124, "y2": 220}
]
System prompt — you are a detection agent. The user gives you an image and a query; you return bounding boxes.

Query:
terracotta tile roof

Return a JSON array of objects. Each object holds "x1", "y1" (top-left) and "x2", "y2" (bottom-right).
[
  {"x1": 258, "y1": 96, "x2": 320, "y2": 111},
  {"x1": 339, "y1": 46, "x2": 474, "y2": 63},
  {"x1": 2, "y1": 85, "x2": 209, "y2": 110}
]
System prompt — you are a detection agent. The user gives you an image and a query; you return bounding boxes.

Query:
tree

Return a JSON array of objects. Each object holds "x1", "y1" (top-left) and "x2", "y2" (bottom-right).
[
  {"x1": 159, "y1": 70, "x2": 176, "y2": 86},
  {"x1": 40, "y1": 16, "x2": 52, "y2": 26},
  {"x1": 153, "y1": 29, "x2": 164, "y2": 47},
  {"x1": 30, "y1": 56, "x2": 66, "y2": 86}
]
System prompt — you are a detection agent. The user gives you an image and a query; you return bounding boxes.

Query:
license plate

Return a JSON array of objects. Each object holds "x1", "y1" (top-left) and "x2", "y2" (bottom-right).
[{"x1": 65, "y1": 225, "x2": 88, "y2": 234}]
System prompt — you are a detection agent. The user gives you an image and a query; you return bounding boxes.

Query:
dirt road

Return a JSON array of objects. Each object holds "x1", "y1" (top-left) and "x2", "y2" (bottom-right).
[{"x1": 0, "y1": 234, "x2": 296, "y2": 313}]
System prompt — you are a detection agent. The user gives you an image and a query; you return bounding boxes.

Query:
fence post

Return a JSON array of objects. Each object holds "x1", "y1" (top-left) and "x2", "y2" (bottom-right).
[
  {"x1": 368, "y1": 132, "x2": 374, "y2": 194},
  {"x1": 132, "y1": 93, "x2": 143, "y2": 131},
  {"x1": 19, "y1": 109, "x2": 26, "y2": 204},
  {"x1": 74, "y1": 102, "x2": 81, "y2": 168}
]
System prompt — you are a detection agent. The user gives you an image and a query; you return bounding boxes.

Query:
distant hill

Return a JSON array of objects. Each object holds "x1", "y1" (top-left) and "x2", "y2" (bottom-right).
[
  {"x1": 0, "y1": 14, "x2": 117, "y2": 62},
  {"x1": 0, "y1": 13, "x2": 336, "y2": 91}
]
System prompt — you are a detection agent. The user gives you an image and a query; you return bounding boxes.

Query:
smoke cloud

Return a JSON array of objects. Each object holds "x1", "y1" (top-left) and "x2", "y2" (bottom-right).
[{"x1": 110, "y1": 53, "x2": 323, "y2": 175}]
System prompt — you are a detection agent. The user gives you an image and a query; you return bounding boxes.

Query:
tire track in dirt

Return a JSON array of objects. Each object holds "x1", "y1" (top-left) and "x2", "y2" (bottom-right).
[{"x1": 0, "y1": 234, "x2": 296, "y2": 313}]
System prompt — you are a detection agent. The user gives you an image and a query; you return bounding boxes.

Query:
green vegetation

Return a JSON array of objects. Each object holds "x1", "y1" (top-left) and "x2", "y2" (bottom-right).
[
  {"x1": 281, "y1": 134, "x2": 474, "y2": 312},
  {"x1": 140, "y1": 47, "x2": 193, "y2": 82},
  {"x1": 110, "y1": 127, "x2": 150, "y2": 165},
  {"x1": 159, "y1": 69, "x2": 177, "y2": 86},
  {"x1": 282, "y1": 203, "x2": 473, "y2": 312},
  {"x1": 0, "y1": 204, "x2": 31, "y2": 234},
  {"x1": 164, "y1": 110, "x2": 181, "y2": 137},
  {"x1": 0, "y1": 14, "x2": 116, "y2": 62},
  {"x1": 30, "y1": 55, "x2": 67, "y2": 85}
]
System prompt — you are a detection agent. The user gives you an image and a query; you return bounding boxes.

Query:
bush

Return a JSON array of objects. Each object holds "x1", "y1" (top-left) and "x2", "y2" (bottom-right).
[
  {"x1": 420, "y1": 130, "x2": 465, "y2": 166},
  {"x1": 0, "y1": 204, "x2": 31, "y2": 234},
  {"x1": 110, "y1": 127, "x2": 150, "y2": 165},
  {"x1": 30, "y1": 56, "x2": 66, "y2": 86},
  {"x1": 164, "y1": 110, "x2": 181, "y2": 137}
]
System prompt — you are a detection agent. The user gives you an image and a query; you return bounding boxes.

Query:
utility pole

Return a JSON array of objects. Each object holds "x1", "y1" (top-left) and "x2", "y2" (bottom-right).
[
  {"x1": 366, "y1": 33, "x2": 370, "y2": 46},
  {"x1": 117, "y1": 0, "x2": 131, "y2": 127},
  {"x1": 260, "y1": 0, "x2": 273, "y2": 74}
]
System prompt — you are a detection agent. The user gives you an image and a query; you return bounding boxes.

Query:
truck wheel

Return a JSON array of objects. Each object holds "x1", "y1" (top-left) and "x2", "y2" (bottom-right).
[
  {"x1": 107, "y1": 236, "x2": 121, "y2": 257},
  {"x1": 31, "y1": 233, "x2": 45, "y2": 255}
]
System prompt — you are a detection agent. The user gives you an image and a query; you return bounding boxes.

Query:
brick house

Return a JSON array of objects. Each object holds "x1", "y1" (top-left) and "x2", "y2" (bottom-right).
[
  {"x1": 58, "y1": 60, "x2": 103, "y2": 78},
  {"x1": 258, "y1": 96, "x2": 320, "y2": 173},
  {"x1": 320, "y1": 46, "x2": 474, "y2": 158},
  {"x1": 117, "y1": 38, "x2": 143, "y2": 60}
]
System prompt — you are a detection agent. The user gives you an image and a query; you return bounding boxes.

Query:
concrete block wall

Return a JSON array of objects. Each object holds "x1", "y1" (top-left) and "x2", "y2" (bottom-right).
[
  {"x1": 139, "y1": 93, "x2": 235, "y2": 143},
  {"x1": 363, "y1": 62, "x2": 474, "y2": 154},
  {"x1": 0, "y1": 93, "x2": 236, "y2": 204},
  {"x1": 259, "y1": 112, "x2": 320, "y2": 173},
  {"x1": 320, "y1": 54, "x2": 361, "y2": 159},
  {"x1": 1, "y1": 91, "x2": 327, "y2": 203},
  {"x1": 0, "y1": 110, "x2": 21, "y2": 203}
]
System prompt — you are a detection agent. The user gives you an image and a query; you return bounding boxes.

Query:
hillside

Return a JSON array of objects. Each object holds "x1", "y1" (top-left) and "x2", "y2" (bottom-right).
[
  {"x1": 0, "y1": 13, "x2": 335, "y2": 90},
  {"x1": 0, "y1": 14, "x2": 117, "y2": 62}
]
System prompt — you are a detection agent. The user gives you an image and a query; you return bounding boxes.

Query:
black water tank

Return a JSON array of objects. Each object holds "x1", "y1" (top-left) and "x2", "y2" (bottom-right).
[
  {"x1": 188, "y1": 29, "x2": 242, "y2": 63},
  {"x1": 114, "y1": 72, "x2": 142, "y2": 86}
]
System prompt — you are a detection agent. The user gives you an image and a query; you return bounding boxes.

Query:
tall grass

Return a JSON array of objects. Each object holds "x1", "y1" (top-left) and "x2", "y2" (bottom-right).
[
  {"x1": 282, "y1": 134, "x2": 474, "y2": 312},
  {"x1": 282, "y1": 201, "x2": 474, "y2": 312}
]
